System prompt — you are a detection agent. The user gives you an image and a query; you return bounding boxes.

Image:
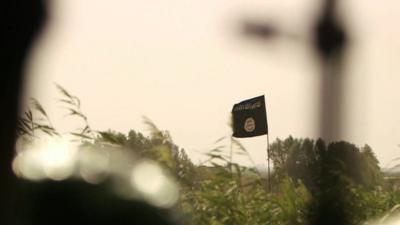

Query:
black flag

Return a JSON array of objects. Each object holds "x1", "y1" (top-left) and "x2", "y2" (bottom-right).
[{"x1": 231, "y1": 95, "x2": 268, "y2": 138}]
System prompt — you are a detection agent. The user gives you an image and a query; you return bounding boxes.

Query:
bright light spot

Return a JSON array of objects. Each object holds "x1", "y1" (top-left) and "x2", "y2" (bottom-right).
[
  {"x1": 367, "y1": 206, "x2": 400, "y2": 225},
  {"x1": 79, "y1": 148, "x2": 110, "y2": 184},
  {"x1": 13, "y1": 150, "x2": 46, "y2": 181},
  {"x1": 13, "y1": 136, "x2": 76, "y2": 181},
  {"x1": 13, "y1": 136, "x2": 178, "y2": 208},
  {"x1": 130, "y1": 161, "x2": 179, "y2": 208},
  {"x1": 40, "y1": 137, "x2": 76, "y2": 180},
  {"x1": 132, "y1": 162, "x2": 164, "y2": 194}
]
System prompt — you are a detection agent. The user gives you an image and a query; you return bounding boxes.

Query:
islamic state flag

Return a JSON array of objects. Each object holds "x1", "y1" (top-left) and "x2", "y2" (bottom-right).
[{"x1": 231, "y1": 95, "x2": 268, "y2": 138}]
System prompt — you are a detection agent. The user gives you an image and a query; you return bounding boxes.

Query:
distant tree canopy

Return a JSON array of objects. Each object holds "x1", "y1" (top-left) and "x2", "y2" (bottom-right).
[
  {"x1": 270, "y1": 136, "x2": 382, "y2": 193},
  {"x1": 269, "y1": 137, "x2": 385, "y2": 225}
]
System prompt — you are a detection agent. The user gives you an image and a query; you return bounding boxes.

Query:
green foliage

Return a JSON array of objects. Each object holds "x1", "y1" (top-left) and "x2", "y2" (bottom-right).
[
  {"x1": 17, "y1": 85, "x2": 400, "y2": 225},
  {"x1": 17, "y1": 99, "x2": 58, "y2": 137}
]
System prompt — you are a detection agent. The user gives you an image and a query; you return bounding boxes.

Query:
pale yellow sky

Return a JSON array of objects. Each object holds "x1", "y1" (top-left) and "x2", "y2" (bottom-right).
[{"x1": 25, "y1": 0, "x2": 400, "y2": 167}]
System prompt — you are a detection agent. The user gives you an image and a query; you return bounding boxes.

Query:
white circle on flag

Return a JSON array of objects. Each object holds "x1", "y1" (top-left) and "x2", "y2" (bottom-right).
[{"x1": 244, "y1": 117, "x2": 255, "y2": 132}]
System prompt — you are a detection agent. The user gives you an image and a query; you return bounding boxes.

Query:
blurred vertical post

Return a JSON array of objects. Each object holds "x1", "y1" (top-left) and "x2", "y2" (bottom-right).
[
  {"x1": 314, "y1": 0, "x2": 348, "y2": 224},
  {"x1": 315, "y1": 0, "x2": 347, "y2": 142},
  {"x1": 241, "y1": 0, "x2": 349, "y2": 223},
  {"x1": 0, "y1": 1, "x2": 46, "y2": 224}
]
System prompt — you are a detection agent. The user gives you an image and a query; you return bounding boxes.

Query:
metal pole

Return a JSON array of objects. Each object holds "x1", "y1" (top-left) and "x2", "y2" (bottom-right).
[
  {"x1": 267, "y1": 134, "x2": 271, "y2": 191},
  {"x1": 230, "y1": 136, "x2": 233, "y2": 166}
]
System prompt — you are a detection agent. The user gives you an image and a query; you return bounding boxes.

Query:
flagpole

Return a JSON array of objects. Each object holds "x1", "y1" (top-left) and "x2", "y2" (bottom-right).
[
  {"x1": 230, "y1": 136, "x2": 233, "y2": 172},
  {"x1": 267, "y1": 134, "x2": 271, "y2": 191}
]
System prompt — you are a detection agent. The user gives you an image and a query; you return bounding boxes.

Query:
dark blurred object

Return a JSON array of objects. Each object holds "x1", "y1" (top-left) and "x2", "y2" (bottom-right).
[
  {"x1": 0, "y1": 1, "x2": 47, "y2": 224},
  {"x1": 315, "y1": 0, "x2": 346, "y2": 59},
  {"x1": 16, "y1": 180, "x2": 174, "y2": 225},
  {"x1": 241, "y1": 0, "x2": 350, "y2": 224},
  {"x1": 242, "y1": 20, "x2": 278, "y2": 41},
  {"x1": 314, "y1": 1, "x2": 349, "y2": 225},
  {"x1": 1, "y1": 1, "x2": 176, "y2": 225},
  {"x1": 316, "y1": 0, "x2": 348, "y2": 142}
]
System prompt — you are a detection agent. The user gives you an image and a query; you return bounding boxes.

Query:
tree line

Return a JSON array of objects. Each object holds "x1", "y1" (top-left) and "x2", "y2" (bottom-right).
[{"x1": 15, "y1": 86, "x2": 400, "y2": 225}]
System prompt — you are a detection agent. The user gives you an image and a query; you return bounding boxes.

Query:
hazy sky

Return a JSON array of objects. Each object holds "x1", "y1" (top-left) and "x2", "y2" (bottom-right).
[{"x1": 26, "y1": 0, "x2": 400, "y2": 167}]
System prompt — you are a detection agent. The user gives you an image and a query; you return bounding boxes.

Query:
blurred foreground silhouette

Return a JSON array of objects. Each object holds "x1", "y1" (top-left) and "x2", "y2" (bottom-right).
[
  {"x1": 1, "y1": 1, "x2": 175, "y2": 225},
  {"x1": 1, "y1": 1, "x2": 47, "y2": 224},
  {"x1": 16, "y1": 180, "x2": 174, "y2": 225}
]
